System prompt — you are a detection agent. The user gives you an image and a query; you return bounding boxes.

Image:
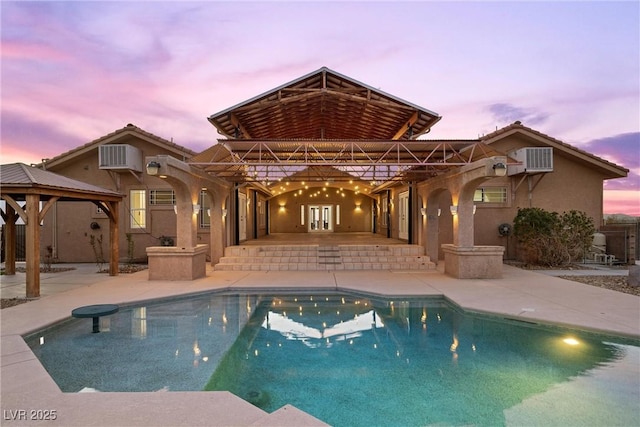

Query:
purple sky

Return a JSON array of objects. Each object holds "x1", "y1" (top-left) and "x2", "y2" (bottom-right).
[{"x1": 1, "y1": 1, "x2": 638, "y2": 214}]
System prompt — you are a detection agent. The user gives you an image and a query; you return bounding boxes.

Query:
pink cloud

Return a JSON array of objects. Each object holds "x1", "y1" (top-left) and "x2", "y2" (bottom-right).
[
  {"x1": 583, "y1": 133, "x2": 639, "y2": 192},
  {"x1": 1, "y1": 40, "x2": 69, "y2": 61},
  {"x1": 0, "y1": 109, "x2": 85, "y2": 160},
  {"x1": 604, "y1": 190, "x2": 640, "y2": 216}
]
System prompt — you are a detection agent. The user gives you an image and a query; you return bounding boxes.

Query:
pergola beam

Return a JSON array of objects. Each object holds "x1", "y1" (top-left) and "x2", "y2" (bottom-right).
[{"x1": 392, "y1": 111, "x2": 419, "y2": 140}]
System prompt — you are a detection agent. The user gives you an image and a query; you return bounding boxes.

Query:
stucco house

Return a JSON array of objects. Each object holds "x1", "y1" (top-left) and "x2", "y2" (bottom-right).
[
  {"x1": 37, "y1": 124, "x2": 204, "y2": 263},
  {"x1": 25, "y1": 67, "x2": 629, "y2": 278}
]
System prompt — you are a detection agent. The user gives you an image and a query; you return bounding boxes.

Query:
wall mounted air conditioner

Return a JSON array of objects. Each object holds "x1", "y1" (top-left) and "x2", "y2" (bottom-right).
[
  {"x1": 99, "y1": 144, "x2": 142, "y2": 172},
  {"x1": 508, "y1": 147, "x2": 553, "y2": 176}
]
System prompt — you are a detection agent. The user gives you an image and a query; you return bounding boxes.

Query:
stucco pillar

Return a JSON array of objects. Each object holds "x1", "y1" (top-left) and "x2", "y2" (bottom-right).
[
  {"x1": 424, "y1": 190, "x2": 444, "y2": 263},
  {"x1": 172, "y1": 180, "x2": 200, "y2": 249},
  {"x1": 207, "y1": 186, "x2": 228, "y2": 265},
  {"x1": 454, "y1": 196, "x2": 475, "y2": 247},
  {"x1": 145, "y1": 155, "x2": 209, "y2": 280},
  {"x1": 418, "y1": 156, "x2": 508, "y2": 279}
]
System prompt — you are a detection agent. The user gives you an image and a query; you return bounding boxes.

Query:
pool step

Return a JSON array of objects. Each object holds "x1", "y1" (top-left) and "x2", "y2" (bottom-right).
[{"x1": 214, "y1": 244, "x2": 435, "y2": 271}]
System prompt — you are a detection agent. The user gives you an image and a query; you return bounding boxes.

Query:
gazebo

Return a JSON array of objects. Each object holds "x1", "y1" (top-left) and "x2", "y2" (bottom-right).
[{"x1": 0, "y1": 163, "x2": 122, "y2": 298}]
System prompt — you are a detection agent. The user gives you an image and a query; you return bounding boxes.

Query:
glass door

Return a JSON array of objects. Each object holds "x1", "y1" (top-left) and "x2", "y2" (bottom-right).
[
  {"x1": 308, "y1": 205, "x2": 333, "y2": 232},
  {"x1": 238, "y1": 192, "x2": 247, "y2": 241},
  {"x1": 399, "y1": 191, "x2": 409, "y2": 240}
]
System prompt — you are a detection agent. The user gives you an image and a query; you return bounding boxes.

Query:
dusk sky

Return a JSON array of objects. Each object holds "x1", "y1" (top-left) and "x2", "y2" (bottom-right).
[{"x1": 1, "y1": 1, "x2": 638, "y2": 215}]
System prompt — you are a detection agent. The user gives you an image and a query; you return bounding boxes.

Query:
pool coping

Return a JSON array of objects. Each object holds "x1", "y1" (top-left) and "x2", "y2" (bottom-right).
[{"x1": 2, "y1": 265, "x2": 639, "y2": 426}]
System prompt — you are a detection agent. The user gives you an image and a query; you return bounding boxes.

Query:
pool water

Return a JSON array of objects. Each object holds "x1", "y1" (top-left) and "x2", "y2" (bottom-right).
[{"x1": 26, "y1": 292, "x2": 640, "y2": 426}]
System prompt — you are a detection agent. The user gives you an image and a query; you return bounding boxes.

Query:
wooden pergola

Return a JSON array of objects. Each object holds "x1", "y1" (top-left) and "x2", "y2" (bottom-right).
[
  {"x1": 207, "y1": 67, "x2": 442, "y2": 141},
  {"x1": 196, "y1": 67, "x2": 503, "y2": 189},
  {"x1": 1, "y1": 163, "x2": 122, "y2": 298}
]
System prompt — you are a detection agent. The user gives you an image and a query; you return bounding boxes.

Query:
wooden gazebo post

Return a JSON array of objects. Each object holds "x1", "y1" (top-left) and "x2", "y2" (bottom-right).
[
  {"x1": 107, "y1": 201, "x2": 120, "y2": 276},
  {"x1": 25, "y1": 193, "x2": 40, "y2": 298},
  {"x1": 2, "y1": 205, "x2": 17, "y2": 275}
]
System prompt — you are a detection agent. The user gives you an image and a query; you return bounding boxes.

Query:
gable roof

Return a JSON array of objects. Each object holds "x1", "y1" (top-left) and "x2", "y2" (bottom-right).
[
  {"x1": 481, "y1": 121, "x2": 628, "y2": 179},
  {"x1": 208, "y1": 66, "x2": 441, "y2": 140},
  {"x1": 42, "y1": 124, "x2": 196, "y2": 170},
  {"x1": 1, "y1": 163, "x2": 122, "y2": 201}
]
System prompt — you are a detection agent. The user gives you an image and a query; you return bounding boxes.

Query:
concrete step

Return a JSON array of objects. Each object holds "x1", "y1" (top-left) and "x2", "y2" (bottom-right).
[
  {"x1": 214, "y1": 261, "x2": 435, "y2": 271},
  {"x1": 215, "y1": 244, "x2": 434, "y2": 271},
  {"x1": 218, "y1": 256, "x2": 319, "y2": 264}
]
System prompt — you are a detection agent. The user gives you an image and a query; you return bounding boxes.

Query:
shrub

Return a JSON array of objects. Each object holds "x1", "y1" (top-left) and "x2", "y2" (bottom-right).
[
  {"x1": 89, "y1": 234, "x2": 106, "y2": 272},
  {"x1": 513, "y1": 208, "x2": 595, "y2": 266}
]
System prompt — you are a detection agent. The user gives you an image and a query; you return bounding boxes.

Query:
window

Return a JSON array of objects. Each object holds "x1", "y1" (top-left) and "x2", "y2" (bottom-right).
[
  {"x1": 474, "y1": 187, "x2": 507, "y2": 203},
  {"x1": 130, "y1": 189, "x2": 146, "y2": 229},
  {"x1": 199, "y1": 190, "x2": 210, "y2": 228},
  {"x1": 150, "y1": 189, "x2": 175, "y2": 205}
]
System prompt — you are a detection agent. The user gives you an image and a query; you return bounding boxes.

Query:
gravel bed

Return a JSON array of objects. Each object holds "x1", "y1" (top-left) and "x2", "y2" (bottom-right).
[{"x1": 558, "y1": 275, "x2": 639, "y2": 297}]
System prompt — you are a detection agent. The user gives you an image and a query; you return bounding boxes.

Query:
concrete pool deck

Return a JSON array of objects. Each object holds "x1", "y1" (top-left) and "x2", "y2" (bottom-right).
[{"x1": 1, "y1": 263, "x2": 638, "y2": 426}]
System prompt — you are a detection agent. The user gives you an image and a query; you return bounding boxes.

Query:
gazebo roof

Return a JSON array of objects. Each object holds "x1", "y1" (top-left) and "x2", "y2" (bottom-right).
[
  {"x1": 0, "y1": 163, "x2": 122, "y2": 202},
  {"x1": 207, "y1": 67, "x2": 441, "y2": 140},
  {"x1": 1, "y1": 163, "x2": 123, "y2": 298}
]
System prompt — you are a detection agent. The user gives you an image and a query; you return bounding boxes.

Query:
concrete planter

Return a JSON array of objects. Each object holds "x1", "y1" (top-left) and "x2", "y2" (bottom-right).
[
  {"x1": 146, "y1": 244, "x2": 209, "y2": 280},
  {"x1": 441, "y1": 244, "x2": 505, "y2": 279}
]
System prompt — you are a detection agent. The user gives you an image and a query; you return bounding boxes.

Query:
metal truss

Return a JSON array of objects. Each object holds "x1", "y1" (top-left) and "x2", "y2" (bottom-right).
[{"x1": 190, "y1": 139, "x2": 497, "y2": 184}]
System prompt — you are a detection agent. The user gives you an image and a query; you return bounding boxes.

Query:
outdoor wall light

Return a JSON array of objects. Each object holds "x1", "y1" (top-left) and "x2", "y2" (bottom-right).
[
  {"x1": 193, "y1": 204, "x2": 201, "y2": 215},
  {"x1": 473, "y1": 205, "x2": 477, "y2": 215},
  {"x1": 173, "y1": 205, "x2": 178, "y2": 214},
  {"x1": 222, "y1": 208, "x2": 227, "y2": 218},
  {"x1": 207, "y1": 209, "x2": 211, "y2": 217},
  {"x1": 146, "y1": 161, "x2": 161, "y2": 175},
  {"x1": 492, "y1": 162, "x2": 507, "y2": 177},
  {"x1": 420, "y1": 208, "x2": 427, "y2": 216},
  {"x1": 437, "y1": 208, "x2": 442, "y2": 217},
  {"x1": 450, "y1": 205, "x2": 458, "y2": 216}
]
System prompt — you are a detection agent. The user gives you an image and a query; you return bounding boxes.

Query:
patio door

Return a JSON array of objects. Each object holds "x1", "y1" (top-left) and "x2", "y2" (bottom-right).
[
  {"x1": 399, "y1": 191, "x2": 409, "y2": 240},
  {"x1": 308, "y1": 205, "x2": 333, "y2": 232}
]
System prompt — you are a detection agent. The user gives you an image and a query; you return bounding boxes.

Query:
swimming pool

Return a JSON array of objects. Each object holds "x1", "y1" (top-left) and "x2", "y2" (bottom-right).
[{"x1": 26, "y1": 291, "x2": 640, "y2": 426}]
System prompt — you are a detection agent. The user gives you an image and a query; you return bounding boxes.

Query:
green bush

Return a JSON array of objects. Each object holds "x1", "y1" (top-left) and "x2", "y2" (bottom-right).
[{"x1": 513, "y1": 208, "x2": 595, "y2": 266}]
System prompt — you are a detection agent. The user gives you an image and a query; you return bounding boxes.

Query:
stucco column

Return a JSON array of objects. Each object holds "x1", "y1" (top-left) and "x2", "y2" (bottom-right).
[
  {"x1": 424, "y1": 189, "x2": 445, "y2": 263},
  {"x1": 145, "y1": 155, "x2": 208, "y2": 280},
  {"x1": 171, "y1": 180, "x2": 200, "y2": 249},
  {"x1": 418, "y1": 156, "x2": 508, "y2": 278},
  {"x1": 207, "y1": 185, "x2": 228, "y2": 265},
  {"x1": 454, "y1": 196, "x2": 475, "y2": 247}
]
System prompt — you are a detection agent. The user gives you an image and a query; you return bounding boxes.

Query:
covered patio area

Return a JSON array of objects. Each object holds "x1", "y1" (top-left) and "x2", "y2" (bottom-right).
[{"x1": 151, "y1": 67, "x2": 511, "y2": 280}]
